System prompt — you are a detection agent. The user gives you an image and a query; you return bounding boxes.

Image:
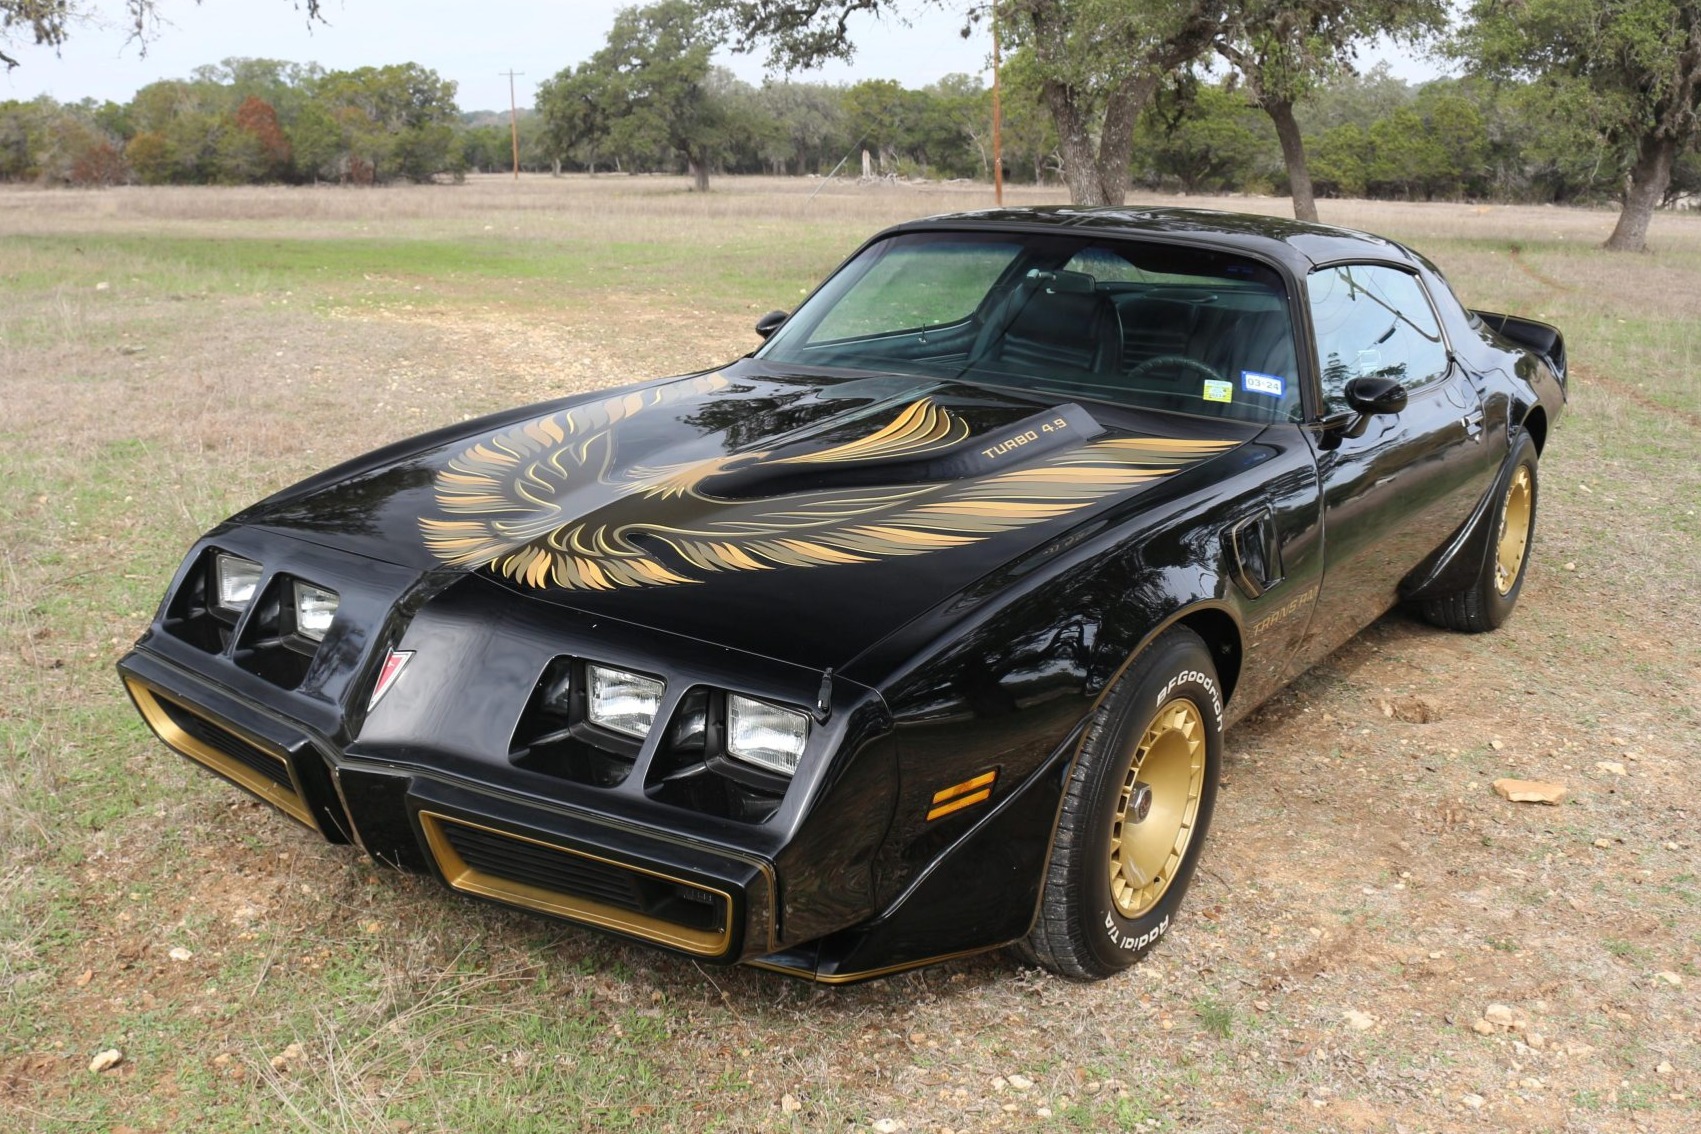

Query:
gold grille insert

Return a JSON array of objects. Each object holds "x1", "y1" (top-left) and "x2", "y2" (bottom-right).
[
  {"x1": 124, "y1": 676, "x2": 318, "y2": 831},
  {"x1": 419, "y1": 811, "x2": 734, "y2": 957}
]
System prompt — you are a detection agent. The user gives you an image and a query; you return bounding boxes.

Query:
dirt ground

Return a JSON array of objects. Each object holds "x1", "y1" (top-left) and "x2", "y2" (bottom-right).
[{"x1": 1, "y1": 177, "x2": 1697, "y2": 1133}]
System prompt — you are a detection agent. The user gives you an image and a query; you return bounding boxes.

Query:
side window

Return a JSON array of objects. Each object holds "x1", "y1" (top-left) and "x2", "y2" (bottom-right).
[{"x1": 1306, "y1": 264, "x2": 1449, "y2": 414}]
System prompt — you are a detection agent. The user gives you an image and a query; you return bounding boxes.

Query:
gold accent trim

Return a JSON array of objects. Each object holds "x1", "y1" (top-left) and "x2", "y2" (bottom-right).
[
  {"x1": 926, "y1": 770, "x2": 998, "y2": 821},
  {"x1": 420, "y1": 386, "x2": 1237, "y2": 592},
  {"x1": 124, "y1": 676, "x2": 319, "y2": 832},
  {"x1": 418, "y1": 811, "x2": 734, "y2": 957},
  {"x1": 1494, "y1": 462, "x2": 1533, "y2": 595},
  {"x1": 773, "y1": 397, "x2": 970, "y2": 465},
  {"x1": 1109, "y1": 697, "x2": 1205, "y2": 919}
]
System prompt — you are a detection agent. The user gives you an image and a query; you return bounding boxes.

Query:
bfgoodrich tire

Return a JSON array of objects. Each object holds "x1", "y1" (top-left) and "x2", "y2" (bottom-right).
[
  {"x1": 1018, "y1": 625, "x2": 1223, "y2": 981},
  {"x1": 1422, "y1": 431, "x2": 1539, "y2": 633}
]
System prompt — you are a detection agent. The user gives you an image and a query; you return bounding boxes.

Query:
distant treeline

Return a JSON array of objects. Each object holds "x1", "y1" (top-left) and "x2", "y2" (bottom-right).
[{"x1": 5, "y1": 56, "x2": 1696, "y2": 207}]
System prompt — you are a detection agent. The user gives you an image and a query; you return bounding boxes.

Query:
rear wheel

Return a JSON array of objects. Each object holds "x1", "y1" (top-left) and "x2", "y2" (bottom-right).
[
  {"x1": 1422, "y1": 431, "x2": 1539, "y2": 633},
  {"x1": 1018, "y1": 626, "x2": 1222, "y2": 980}
]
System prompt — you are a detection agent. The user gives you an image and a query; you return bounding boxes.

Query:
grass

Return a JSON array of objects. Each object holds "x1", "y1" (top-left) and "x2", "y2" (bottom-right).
[{"x1": 2, "y1": 175, "x2": 1699, "y2": 1133}]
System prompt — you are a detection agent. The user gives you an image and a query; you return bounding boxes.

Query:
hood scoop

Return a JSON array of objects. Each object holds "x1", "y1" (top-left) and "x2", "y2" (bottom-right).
[{"x1": 703, "y1": 401, "x2": 1107, "y2": 499}]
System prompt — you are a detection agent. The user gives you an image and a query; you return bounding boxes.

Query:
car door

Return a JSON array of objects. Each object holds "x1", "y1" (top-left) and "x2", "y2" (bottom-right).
[{"x1": 1287, "y1": 261, "x2": 1500, "y2": 672}]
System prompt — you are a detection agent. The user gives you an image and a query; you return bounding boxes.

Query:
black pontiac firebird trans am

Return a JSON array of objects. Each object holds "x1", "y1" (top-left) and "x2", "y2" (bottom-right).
[{"x1": 119, "y1": 207, "x2": 1565, "y2": 983}]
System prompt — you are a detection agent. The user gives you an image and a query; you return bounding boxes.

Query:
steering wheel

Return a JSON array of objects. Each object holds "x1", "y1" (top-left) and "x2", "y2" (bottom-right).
[{"x1": 1125, "y1": 354, "x2": 1224, "y2": 384}]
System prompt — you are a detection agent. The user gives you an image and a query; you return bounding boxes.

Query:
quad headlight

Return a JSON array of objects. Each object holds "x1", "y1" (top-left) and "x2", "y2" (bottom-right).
[
  {"x1": 213, "y1": 553, "x2": 262, "y2": 613},
  {"x1": 726, "y1": 695, "x2": 808, "y2": 776},
  {"x1": 587, "y1": 666, "x2": 665, "y2": 738},
  {"x1": 291, "y1": 581, "x2": 340, "y2": 642}
]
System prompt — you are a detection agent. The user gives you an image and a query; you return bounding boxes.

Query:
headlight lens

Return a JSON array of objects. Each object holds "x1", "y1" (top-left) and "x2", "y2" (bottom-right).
[
  {"x1": 726, "y1": 695, "x2": 808, "y2": 776},
  {"x1": 213, "y1": 553, "x2": 262, "y2": 612},
  {"x1": 291, "y1": 581, "x2": 340, "y2": 642},
  {"x1": 587, "y1": 666, "x2": 664, "y2": 738}
]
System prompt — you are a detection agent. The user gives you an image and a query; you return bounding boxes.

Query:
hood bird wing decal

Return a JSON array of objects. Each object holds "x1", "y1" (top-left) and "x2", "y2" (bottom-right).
[{"x1": 420, "y1": 384, "x2": 1236, "y2": 592}]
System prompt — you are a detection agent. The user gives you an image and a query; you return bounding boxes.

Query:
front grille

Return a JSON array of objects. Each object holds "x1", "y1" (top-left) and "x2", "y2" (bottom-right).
[
  {"x1": 444, "y1": 821, "x2": 648, "y2": 913},
  {"x1": 123, "y1": 677, "x2": 318, "y2": 832},
  {"x1": 420, "y1": 812, "x2": 733, "y2": 957},
  {"x1": 155, "y1": 696, "x2": 293, "y2": 790}
]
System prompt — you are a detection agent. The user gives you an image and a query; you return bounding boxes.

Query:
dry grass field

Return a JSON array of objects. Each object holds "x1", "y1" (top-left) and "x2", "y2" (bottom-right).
[{"x1": 1, "y1": 174, "x2": 1698, "y2": 1134}]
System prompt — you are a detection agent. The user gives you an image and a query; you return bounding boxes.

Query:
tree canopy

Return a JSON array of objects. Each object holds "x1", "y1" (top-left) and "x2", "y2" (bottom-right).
[
  {"x1": 1455, "y1": 0, "x2": 1701, "y2": 251},
  {"x1": 5, "y1": 0, "x2": 1698, "y2": 249},
  {"x1": 0, "y1": 0, "x2": 326, "y2": 69},
  {"x1": 538, "y1": 1, "x2": 746, "y2": 188}
]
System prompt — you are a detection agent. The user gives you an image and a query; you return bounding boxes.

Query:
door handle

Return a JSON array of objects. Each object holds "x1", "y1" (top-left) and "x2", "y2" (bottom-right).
[{"x1": 1463, "y1": 408, "x2": 1485, "y2": 440}]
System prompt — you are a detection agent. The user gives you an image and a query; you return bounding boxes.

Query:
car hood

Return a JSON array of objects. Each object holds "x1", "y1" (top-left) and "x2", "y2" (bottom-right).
[{"x1": 232, "y1": 362, "x2": 1256, "y2": 671}]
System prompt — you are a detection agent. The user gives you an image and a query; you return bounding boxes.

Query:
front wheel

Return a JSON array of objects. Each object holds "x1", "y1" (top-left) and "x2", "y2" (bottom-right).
[
  {"x1": 1018, "y1": 626, "x2": 1223, "y2": 980},
  {"x1": 1422, "y1": 431, "x2": 1539, "y2": 633}
]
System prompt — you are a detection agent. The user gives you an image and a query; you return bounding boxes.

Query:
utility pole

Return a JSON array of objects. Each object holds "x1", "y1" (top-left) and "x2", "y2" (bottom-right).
[
  {"x1": 991, "y1": 6, "x2": 1004, "y2": 206},
  {"x1": 500, "y1": 70, "x2": 524, "y2": 180}
]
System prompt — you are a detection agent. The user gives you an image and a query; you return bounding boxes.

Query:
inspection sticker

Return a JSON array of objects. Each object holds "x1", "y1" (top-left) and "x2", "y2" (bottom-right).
[
  {"x1": 1203, "y1": 379, "x2": 1234, "y2": 403},
  {"x1": 1242, "y1": 371, "x2": 1286, "y2": 397}
]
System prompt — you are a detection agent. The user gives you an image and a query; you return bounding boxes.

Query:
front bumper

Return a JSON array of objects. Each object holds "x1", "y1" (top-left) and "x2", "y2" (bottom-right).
[{"x1": 119, "y1": 649, "x2": 776, "y2": 962}]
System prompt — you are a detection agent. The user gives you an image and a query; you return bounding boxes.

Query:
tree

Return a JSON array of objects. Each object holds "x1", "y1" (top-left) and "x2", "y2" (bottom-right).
[
  {"x1": 999, "y1": 46, "x2": 1062, "y2": 183},
  {"x1": 997, "y1": 0, "x2": 1229, "y2": 204},
  {"x1": 0, "y1": 97, "x2": 44, "y2": 179},
  {"x1": 286, "y1": 101, "x2": 343, "y2": 181},
  {"x1": 748, "y1": 80, "x2": 848, "y2": 174},
  {"x1": 1, "y1": 1, "x2": 326, "y2": 70},
  {"x1": 1456, "y1": 0, "x2": 1701, "y2": 252},
  {"x1": 842, "y1": 78, "x2": 911, "y2": 171},
  {"x1": 708, "y1": 0, "x2": 1228, "y2": 205},
  {"x1": 536, "y1": 65, "x2": 609, "y2": 171},
  {"x1": 232, "y1": 95, "x2": 292, "y2": 180},
  {"x1": 926, "y1": 73, "x2": 994, "y2": 176},
  {"x1": 312, "y1": 63, "x2": 460, "y2": 182},
  {"x1": 1136, "y1": 73, "x2": 1272, "y2": 193},
  {"x1": 128, "y1": 78, "x2": 227, "y2": 182},
  {"x1": 1214, "y1": 1, "x2": 1445, "y2": 221},
  {"x1": 1307, "y1": 120, "x2": 1368, "y2": 196},
  {"x1": 539, "y1": 2, "x2": 737, "y2": 189}
]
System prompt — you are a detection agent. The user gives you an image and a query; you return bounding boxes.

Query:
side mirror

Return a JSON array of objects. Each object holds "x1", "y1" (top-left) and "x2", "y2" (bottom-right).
[
  {"x1": 754, "y1": 310, "x2": 788, "y2": 340},
  {"x1": 1344, "y1": 374, "x2": 1407, "y2": 416}
]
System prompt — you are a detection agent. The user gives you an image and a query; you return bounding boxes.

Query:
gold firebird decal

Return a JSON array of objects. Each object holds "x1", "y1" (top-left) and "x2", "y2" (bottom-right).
[{"x1": 419, "y1": 376, "x2": 1236, "y2": 591}]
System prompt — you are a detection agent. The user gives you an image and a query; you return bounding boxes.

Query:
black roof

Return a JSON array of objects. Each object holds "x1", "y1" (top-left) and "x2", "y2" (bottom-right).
[{"x1": 888, "y1": 206, "x2": 1417, "y2": 274}]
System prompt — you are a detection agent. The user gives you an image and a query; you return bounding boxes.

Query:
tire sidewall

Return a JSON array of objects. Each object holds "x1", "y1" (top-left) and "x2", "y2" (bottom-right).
[{"x1": 1073, "y1": 631, "x2": 1223, "y2": 973}]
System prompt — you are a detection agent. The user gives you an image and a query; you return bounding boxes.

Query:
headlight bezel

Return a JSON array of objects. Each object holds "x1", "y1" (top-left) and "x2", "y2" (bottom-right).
[
  {"x1": 723, "y1": 693, "x2": 809, "y2": 778},
  {"x1": 287, "y1": 580, "x2": 340, "y2": 645},
  {"x1": 585, "y1": 664, "x2": 667, "y2": 740},
  {"x1": 210, "y1": 552, "x2": 263, "y2": 619}
]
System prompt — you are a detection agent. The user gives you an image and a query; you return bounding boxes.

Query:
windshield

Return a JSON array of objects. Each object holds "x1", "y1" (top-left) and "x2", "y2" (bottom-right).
[{"x1": 759, "y1": 230, "x2": 1301, "y2": 423}]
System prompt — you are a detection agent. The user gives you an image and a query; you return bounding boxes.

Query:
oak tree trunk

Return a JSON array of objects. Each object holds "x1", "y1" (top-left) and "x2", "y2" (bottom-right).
[
  {"x1": 1265, "y1": 97, "x2": 1317, "y2": 222},
  {"x1": 1043, "y1": 79, "x2": 1116, "y2": 204},
  {"x1": 688, "y1": 156, "x2": 710, "y2": 192},
  {"x1": 1042, "y1": 73, "x2": 1159, "y2": 206},
  {"x1": 1604, "y1": 131, "x2": 1677, "y2": 252}
]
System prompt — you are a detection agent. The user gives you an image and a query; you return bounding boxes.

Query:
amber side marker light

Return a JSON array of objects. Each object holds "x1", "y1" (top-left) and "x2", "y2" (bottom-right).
[{"x1": 927, "y1": 770, "x2": 998, "y2": 821}]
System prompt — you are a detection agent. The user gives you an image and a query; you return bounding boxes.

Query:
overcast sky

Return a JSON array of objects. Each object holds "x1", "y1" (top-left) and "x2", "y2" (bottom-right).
[{"x1": 2, "y1": 1, "x2": 1439, "y2": 112}]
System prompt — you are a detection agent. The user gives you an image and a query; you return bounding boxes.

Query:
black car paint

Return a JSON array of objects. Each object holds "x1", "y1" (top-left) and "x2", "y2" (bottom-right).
[{"x1": 118, "y1": 207, "x2": 1565, "y2": 982}]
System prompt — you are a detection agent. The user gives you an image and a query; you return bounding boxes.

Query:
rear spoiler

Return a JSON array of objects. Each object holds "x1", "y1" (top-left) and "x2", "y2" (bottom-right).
[{"x1": 1472, "y1": 310, "x2": 1567, "y2": 387}]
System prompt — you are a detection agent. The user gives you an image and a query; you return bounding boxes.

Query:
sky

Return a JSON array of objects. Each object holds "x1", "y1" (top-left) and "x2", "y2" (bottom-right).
[{"x1": 2, "y1": 1, "x2": 1441, "y2": 112}]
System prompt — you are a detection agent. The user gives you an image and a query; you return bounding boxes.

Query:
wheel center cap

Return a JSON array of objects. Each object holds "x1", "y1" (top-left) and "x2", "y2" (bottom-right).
[{"x1": 1127, "y1": 781, "x2": 1154, "y2": 824}]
